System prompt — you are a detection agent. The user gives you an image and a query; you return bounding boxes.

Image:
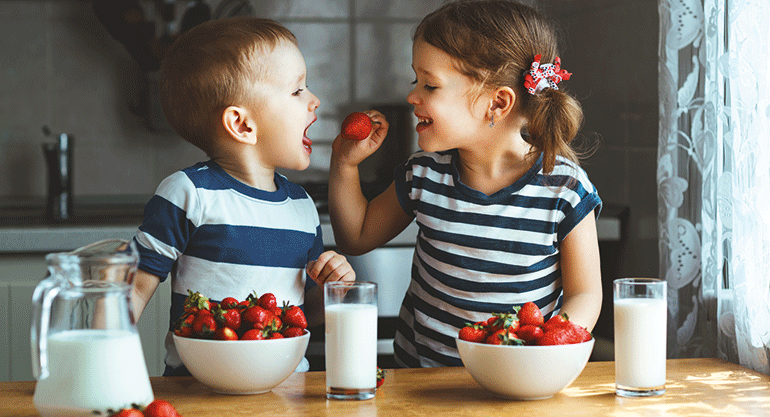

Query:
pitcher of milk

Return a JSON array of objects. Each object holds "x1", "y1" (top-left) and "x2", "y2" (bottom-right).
[{"x1": 31, "y1": 239, "x2": 154, "y2": 417}]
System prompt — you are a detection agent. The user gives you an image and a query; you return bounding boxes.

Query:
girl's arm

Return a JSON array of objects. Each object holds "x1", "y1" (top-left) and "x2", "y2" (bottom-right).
[
  {"x1": 557, "y1": 211, "x2": 603, "y2": 331},
  {"x1": 329, "y1": 111, "x2": 413, "y2": 255}
]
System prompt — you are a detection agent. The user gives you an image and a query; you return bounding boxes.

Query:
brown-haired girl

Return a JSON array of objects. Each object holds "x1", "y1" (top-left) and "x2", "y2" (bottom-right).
[{"x1": 329, "y1": 0, "x2": 603, "y2": 367}]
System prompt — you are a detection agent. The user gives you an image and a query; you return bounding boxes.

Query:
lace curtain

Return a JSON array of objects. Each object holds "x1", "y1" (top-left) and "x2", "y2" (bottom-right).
[{"x1": 658, "y1": 0, "x2": 770, "y2": 374}]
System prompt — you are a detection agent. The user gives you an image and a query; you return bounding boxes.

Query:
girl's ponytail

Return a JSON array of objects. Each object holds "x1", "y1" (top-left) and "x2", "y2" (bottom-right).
[{"x1": 525, "y1": 88, "x2": 583, "y2": 174}]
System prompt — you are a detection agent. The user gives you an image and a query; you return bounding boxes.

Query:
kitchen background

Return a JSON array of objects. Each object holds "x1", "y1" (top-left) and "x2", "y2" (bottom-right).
[{"x1": 1, "y1": 0, "x2": 657, "y2": 379}]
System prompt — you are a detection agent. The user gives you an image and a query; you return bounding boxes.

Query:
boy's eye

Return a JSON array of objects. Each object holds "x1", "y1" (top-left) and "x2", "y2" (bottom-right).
[{"x1": 292, "y1": 88, "x2": 304, "y2": 96}]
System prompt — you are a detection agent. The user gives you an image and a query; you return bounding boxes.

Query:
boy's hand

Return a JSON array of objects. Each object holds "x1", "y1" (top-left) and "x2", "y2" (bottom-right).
[
  {"x1": 331, "y1": 110, "x2": 389, "y2": 167},
  {"x1": 306, "y1": 250, "x2": 356, "y2": 285}
]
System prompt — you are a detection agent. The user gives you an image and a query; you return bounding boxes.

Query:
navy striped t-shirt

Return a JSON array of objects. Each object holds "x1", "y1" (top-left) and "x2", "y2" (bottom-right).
[
  {"x1": 392, "y1": 150, "x2": 601, "y2": 367},
  {"x1": 134, "y1": 160, "x2": 323, "y2": 368}
]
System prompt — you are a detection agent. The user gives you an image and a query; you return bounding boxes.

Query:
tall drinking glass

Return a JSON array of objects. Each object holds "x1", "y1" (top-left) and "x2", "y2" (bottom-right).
[
  {"x1": 324, "y1": 281, "x2": 378, "y2": 400},
  {"x1": 613, "y1": 278, "x2": 667, "y2": 397}
]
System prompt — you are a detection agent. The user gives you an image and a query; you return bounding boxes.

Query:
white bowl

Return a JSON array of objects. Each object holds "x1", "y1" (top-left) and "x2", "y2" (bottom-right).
[
  {"x1": 173, "y1": 331, "x2": 310, "y2": 395},
  {"x1": 456, "y1": 337, "x2": 594, "y2": 400}
]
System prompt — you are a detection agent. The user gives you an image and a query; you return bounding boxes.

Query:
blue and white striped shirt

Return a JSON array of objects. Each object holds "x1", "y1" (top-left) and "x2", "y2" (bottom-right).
[
  {"x1": 392, "y1": 150, "x2": 601, "y2": 367},
  {"x1": 134, "y1": 160, "x2": 322, "y2": 368}
]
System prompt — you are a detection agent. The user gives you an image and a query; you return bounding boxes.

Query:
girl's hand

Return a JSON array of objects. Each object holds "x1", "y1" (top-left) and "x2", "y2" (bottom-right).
[
  {"x1": 331, "y1": 110, "x2": 389, "y2": 167},
  {"x1": 306, "y1": 250, "x2": 356, "y2": 285}
]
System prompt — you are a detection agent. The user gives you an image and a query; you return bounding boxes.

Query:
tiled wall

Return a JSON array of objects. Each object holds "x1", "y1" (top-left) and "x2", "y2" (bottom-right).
[{"x1": 0, "y1": 0, "x2": 658, "y2": 276}]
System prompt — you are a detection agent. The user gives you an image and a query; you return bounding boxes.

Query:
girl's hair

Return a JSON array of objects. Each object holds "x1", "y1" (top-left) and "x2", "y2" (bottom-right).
[
  {"x1": 159, "y1": 17, "x2": 297, "y2": 154},
  {"x1": 414, "y1": 0, "x2": 583, "y2": 174}
]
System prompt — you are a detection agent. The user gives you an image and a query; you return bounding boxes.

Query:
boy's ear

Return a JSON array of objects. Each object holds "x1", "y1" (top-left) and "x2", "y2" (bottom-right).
[{"x1": 222, "y1": 105, "x2": 257, "y2": 145}]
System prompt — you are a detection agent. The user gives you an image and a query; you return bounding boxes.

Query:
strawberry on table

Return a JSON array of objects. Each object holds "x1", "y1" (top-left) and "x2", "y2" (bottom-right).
[
  {"x1": 377, "y1": 367, "x2": 385, "y2": 388},
  {"x1": 143, "y1": 399, "x2": 181, "y2": 417},
  {"x1": 340, "y1": 112, "x2": 372, "y2": 140},
  {"x1": 111, "y1": 409, "x2": 143, "y2": 417}
]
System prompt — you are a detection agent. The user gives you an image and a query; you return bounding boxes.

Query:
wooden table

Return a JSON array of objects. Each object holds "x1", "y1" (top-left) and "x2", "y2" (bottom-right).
[{"x1": 2, "y1": 358, "x2": 769, "y2": 416}]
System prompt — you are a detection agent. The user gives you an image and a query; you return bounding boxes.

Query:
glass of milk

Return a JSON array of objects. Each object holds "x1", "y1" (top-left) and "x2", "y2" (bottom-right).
[
  {"x1": 613, "y1": 278, "x2": 667, "y2": 397},
  {"x1": 324, "y1": 281, "x2": 378, "y2": 400}
]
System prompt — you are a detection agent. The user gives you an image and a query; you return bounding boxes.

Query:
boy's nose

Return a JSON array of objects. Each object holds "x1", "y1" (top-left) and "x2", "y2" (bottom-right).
[{"x1": 310, "y1": 93, "x2": 320, "y2": 110}]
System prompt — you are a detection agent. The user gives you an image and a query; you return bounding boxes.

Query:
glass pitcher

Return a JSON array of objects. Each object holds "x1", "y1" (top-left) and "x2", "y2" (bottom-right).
[{"x1": 31, "y1": 239, "x2": 154, "y2": 417}]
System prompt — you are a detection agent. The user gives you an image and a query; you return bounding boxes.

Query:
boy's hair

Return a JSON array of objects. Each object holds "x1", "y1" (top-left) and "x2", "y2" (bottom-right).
[
  {"x1": 415, "y1": 0, "x2": 583, "y2": 174},
  {"x1": 159, "y1": 17, "x2": 297, "y2": 154}
]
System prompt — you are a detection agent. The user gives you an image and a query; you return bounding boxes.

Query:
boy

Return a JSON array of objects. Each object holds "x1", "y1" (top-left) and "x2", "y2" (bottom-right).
[{"x1": 130, "y1": 17, "x2": 355, "y2": 376}]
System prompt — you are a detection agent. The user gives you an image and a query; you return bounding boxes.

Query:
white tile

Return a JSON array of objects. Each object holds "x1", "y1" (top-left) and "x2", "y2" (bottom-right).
[
  {"x1": 245, "y1": 0, "x2": 349, "y2": 18},
  {"x1": 354, "y1": 23, "x2": 415, "y2": 103},
  {"x1": 356, "y1": 0, "x2": 450, "y2": 19}
]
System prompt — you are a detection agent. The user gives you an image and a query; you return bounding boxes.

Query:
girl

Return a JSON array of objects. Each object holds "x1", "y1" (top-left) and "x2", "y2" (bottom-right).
[{"x1": 329, "y1": 0, "x2": 602, "y2": 367}]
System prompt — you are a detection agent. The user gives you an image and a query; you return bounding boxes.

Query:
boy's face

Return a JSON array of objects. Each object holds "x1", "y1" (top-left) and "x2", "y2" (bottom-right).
[
  {"x1": 407, "y1": 40, "x2": 489, "y2": 153},
  {"x1": 250, "y1": 41, "x2": 320, "y2": 172}
]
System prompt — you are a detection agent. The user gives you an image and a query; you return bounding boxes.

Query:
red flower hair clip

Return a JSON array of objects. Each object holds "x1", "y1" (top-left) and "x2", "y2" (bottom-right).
[{"x1": 523, "y1": 54, "x2": 572, "y2": 95}]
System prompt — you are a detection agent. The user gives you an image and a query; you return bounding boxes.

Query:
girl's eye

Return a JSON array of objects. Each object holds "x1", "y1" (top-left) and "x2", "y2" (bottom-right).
[
  {"x1": 292, "y1": 88, "x2": 305, "y2": 96},
  {"x1": 411, "y1": 79, "x2": 436, "y2": 91}
]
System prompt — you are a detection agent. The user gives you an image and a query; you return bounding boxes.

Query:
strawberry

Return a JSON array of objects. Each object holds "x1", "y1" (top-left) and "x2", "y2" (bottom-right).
[
  {"x1": 517, "y1": 302, "x2": 544, "y2": 327},
  {"x1": 543, "y1": 313, "x2": 569, "y2": 332},
  {"x1": 377, "y1": 367, "x2": 385, "y2": 388},
  {"x1": 282, "y1": 305, "x2": 308, "y2": 329},
  {"x1": 242, "y1": 305, "x2": 270, "y2": 327},
  {"x1": 340, "y1": 112, "x2": 372, "y2": 140},
  {"x1": 282, "y1": 326, "x2": 306, "y2": 338},
  {"x1": 268, "y1": 332, "x2": 284, "y2": 339},
  {"x1": 219, "y1": 296, "x2": 239, "y2": 310},
  {"x1": 486, "y1": 312, "x2": 519, "y2": 333},
  {"x1": 458, "y1": 323, "x2": 489, "y2": 343},
  {"x1": 173, "y1": 312, "x2": 195, "y2": 338},
  {"x1": 216, "y1": 308, "x2": 242, "y2": 330},
  {"x1": 143, "y1": 399, "x2": 180, "y2": 417},
  {"x1": 215, "y1": 326, "x2": 239, "y2": 341},
  {"x1": 258, "y1": 293, "x2": 278, "y2": 311},
  {"x1": 241, "y1": 328, "x2": 267, "y2": 340},
  {"x1": 183, "y1": 290, "x2": 210, "y2": 315},
  {"x1": 537, "y1": 326, "x2": 573, "y2": 345},
  {"x1": 111, "y1": 409, "x2": 143, "y2": 417},
  {"x1": 516, "y1": 324, "x2": 544, "y2": 344},
  {"x1": 485, "y1": 328, "x2": 523, "y2": 345},
  {"x1": 192, "y1": 311, "x2": 217, "y2": 338}
]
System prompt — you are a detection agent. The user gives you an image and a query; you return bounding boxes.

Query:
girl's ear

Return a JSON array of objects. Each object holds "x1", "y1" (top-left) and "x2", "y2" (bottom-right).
[
  {"x1": 489, "y1": 86, "x2": 516, "y2": 118},
  {"x1": 222, "y1": 105, "x2": 257, "y2": 145}
]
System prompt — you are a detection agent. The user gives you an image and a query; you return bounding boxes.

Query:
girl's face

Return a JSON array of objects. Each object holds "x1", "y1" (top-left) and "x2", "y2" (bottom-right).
[
  {"x1": 407, "y1": 40, "x2": 489, "y2": 152},
  {"x1": 251, "y1": 41, "x2": 320, "y2": 171}
]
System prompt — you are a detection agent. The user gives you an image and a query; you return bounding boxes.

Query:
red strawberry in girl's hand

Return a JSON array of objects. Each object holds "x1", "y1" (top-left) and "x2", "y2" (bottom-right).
[{"x1": 340, "y1": 112, "x2": 372, "y2": 140}]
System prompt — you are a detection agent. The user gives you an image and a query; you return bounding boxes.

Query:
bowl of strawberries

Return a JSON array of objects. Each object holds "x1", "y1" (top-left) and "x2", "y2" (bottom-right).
[
  {"x1": 456, "y1": 302, "x2": 594, "y2": 400},
  {"x1": 172, "y1": 290, "x2": 311, "y2": 395}
]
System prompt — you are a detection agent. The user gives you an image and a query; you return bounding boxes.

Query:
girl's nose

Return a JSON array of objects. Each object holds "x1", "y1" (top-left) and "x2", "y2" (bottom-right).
[{"x1": 406, "y1": 88, "x2": 419, "y2": 105}]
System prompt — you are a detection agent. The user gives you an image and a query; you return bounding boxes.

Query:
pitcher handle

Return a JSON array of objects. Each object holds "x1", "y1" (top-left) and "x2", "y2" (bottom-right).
[{"x1": 30, "y1": 274, "x2": 61, "y2": 380}]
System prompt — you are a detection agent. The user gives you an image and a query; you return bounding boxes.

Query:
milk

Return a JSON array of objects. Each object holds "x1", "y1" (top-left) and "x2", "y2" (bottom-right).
[
  {"x1": 34, "y1": 329, "x2": 154, "y2": 417},
  {"x1": 614, "y1": 298, "x2": 667, "y2": 389},
  {"x1": 325, "y1": 303, "x2": 378, "y2": 389}
]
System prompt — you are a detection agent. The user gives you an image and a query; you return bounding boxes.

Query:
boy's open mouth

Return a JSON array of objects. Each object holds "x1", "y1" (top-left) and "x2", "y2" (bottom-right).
[{"x1": 303, "y1": 117, "x2": 316, "y2": 152}]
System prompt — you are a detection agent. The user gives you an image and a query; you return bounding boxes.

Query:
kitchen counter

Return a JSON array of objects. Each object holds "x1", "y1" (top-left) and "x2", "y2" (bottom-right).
[
  {"x1": 1, "y1": 358, "x2": 767, "y2": 416},
  {"x1": 0, "y1": 194, "x2": 627, "y2": 253}
]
